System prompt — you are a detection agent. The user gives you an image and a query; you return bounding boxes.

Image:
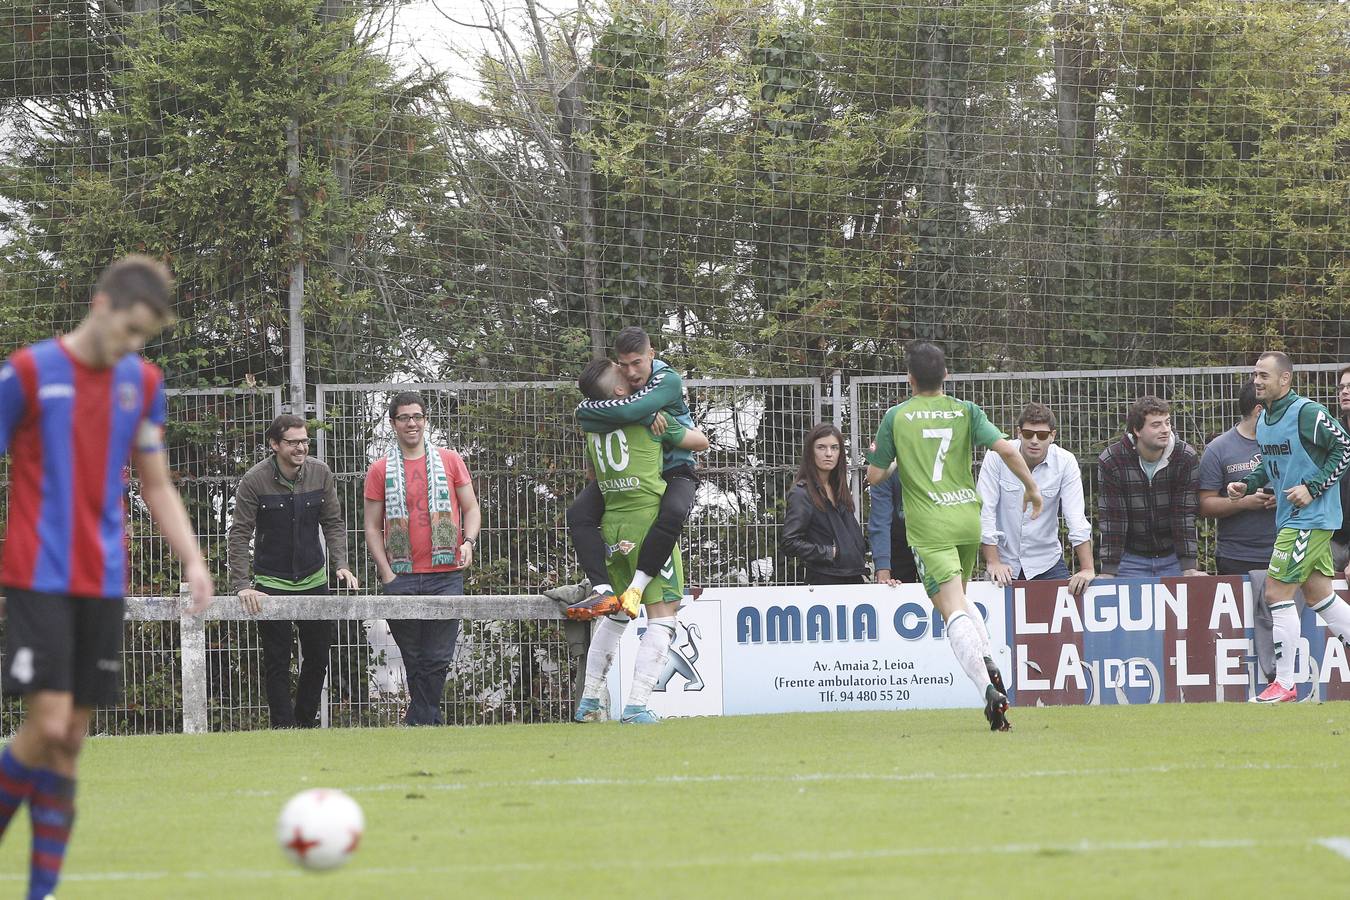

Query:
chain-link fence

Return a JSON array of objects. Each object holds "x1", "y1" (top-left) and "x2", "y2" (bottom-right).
[
  {"x1": 1, "y1": 366, "x2": 1345, "y2": 734},
  {"x1": 0, "y1": 602, "x2": 576, "y2": 735},
  {"x1": 848, "y1": 364, "x2": 1348, "y2": 569},
  {"x1": 315, "y1": 377, "x2": 824, "y2": 591}
]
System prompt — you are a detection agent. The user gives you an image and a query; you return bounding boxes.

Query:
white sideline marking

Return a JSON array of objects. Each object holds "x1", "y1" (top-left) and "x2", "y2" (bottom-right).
[
  {"x1": 1318, "y1": 837, "x2": 1350, "y2": 860},
  {"x1": 229, "y1": 759, "x2": 1340, "y2": 798},
  {"x1": 3, "y1": 836, "x2": 1340, "y2": 884}
]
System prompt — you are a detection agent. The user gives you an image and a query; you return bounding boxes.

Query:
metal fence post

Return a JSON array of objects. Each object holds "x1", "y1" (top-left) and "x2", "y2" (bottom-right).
[
  {"x1": 178, "y1": 584, "x2": 208, "y2": 735},
  {"x1": 848, "y1": 376, "x2": 863, "y2": 520},
  {"x1": 831, "y1": 369, "x2": 844, "y2": 426}
]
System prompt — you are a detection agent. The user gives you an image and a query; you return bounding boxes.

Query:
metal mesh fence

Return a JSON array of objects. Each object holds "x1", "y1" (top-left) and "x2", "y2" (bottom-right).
[
  {"x1": 131, "y1": 388, "x2": 283, "y2": 595},
  {"x1": 1, "y1": 367, "x2": 1345, "y2": 734},
  {"x1": 315, "y1": 377, "x2": 823, "y2": 591},
  {"x1": 324, "y1": 617, "x2": 575, "y2": 729},
  {"x1": 848, "y1": 364, "x2": 1348, "y2": 570},
  {"x1": 0, "y1": 612, "x2": 576, "y2": 736},
  {"x1": 9, "y1": 1, "x2": 1348, "y2": 385}
]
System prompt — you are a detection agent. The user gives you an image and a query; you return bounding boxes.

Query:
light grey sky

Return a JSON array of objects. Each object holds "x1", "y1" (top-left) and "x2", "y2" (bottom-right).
[{"x1": 382, "y1": 0, "x2": 529, "y2": 97}]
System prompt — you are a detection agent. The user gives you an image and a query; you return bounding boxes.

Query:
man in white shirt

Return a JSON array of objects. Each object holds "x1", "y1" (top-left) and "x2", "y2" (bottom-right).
[{"x1": 978, "y1": 403, "x2": 1095, "y2": 595}]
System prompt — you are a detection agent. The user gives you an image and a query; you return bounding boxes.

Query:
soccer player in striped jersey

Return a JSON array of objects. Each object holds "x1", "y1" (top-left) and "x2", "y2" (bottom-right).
[
  {"x1": 1227, "y1": 351, "x2": 1350, "y2": 703},
  {"x1": 866, "y1": 342, "x2": 1042, "y2": 731},
  {"x1": 0, "y1": 257, "x2": 213, "y2": 900}
]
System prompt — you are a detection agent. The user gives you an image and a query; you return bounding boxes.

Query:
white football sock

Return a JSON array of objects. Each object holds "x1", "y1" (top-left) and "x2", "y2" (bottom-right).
[
  {"x1": 593, "y1": 583, "x2": 614, "y2": 596},
  {"x1": 965, "y1": 601, "x2": 992, "y2": 658},
  {"x1": 946, "y1": 612, "x2": 993, "y2": 696},
  {"x1": 628, "y1": 571, "x2": 654, "y2": 593},
  {"x1": 582, "y1": 616, "x2": 628, "y2": 700},
  {"x1": 625, "y1": 616, "x2": 676, "y2": 709},
  {"x1": 1270, "y1": 601, "x2": 1299, "y2": 689},
  {"x1": 1310, "y1": 594, "x2": 1350, "y2": 642}
]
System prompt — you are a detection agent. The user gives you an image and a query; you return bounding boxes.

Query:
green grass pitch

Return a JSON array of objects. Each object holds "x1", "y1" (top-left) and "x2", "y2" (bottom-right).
[{"x1": 2, "y1": 703, "x2": 1349, "y2": 898}]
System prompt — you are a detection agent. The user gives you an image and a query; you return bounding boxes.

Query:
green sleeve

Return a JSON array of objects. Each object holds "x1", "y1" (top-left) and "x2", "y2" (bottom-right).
[
  {"x1": 575, "y1": 369, "x2": 684, "y2": 431},
  {"x1": 866, "y1": 407, "x2": 898, "y2": 467},
  {"x1": 1299, "y1": 403, "x2": 1350, "y2": 498},
  {"x1": 658, "y1": 420, "x2": 688, "y2": 449},
  {"x1": 966, "y1": 401, "x2": 1006, "y2": 449},
  {"x1": 1240, "y1": 456, "x2": 1270, "y2": 494}
]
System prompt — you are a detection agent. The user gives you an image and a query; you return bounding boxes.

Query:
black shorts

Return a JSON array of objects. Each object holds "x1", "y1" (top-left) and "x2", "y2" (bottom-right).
[
  {"x1": 662, "y1": 463, "x2": 699, "y2": 483},
  {"x1": 3, "y1": 589, "x2": 126, "y2": 707}
]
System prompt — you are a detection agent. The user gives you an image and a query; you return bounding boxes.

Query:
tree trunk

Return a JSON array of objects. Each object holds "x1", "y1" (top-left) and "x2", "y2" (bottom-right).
[
  {"x1": 559, "y1": 75, "x2": 607, "y2": 357},
  {"x1": 914, "y1": 17, "x2": 961, "y2": 345},
  {"x1": 1050, "y1": 0, "x2": 1103, "y2": 365}
]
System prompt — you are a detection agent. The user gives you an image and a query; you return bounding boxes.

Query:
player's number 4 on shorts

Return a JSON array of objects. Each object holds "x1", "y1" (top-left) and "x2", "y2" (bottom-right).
[{"x1": 922, "y1": 428, "x2": 953, "y2": 481}]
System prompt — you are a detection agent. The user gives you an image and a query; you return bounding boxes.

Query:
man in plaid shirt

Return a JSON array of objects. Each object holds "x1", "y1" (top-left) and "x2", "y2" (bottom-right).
[{"x1": 1097, "y1": 396, "x2": 1204, "y2": 578}]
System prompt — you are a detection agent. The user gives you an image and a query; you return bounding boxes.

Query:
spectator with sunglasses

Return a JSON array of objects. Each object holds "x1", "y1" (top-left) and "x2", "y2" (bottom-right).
[{"x1": 977, "y1": 403, "x2": 1095, "y2": 595}]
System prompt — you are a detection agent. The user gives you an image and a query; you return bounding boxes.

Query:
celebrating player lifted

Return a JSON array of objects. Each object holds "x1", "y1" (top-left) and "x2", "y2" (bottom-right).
[
  {"x1": 1227, "y1": 351, "x2": 1350, "y2": 703},
  {"x1": 866, "y1": 342, "x2": 1042, "y2": 732},
  {"x1": 564, "y1": 326, "x2": 700, "y2": 621},
  {"x1": 569, "y1": 358, "x2": 708, "y2": 724}
]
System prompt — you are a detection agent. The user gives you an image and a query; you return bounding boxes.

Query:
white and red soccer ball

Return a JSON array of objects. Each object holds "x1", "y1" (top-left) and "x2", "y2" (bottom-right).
[{"x1": 276, "y1": 788, "x2": 365, "y2": 871}]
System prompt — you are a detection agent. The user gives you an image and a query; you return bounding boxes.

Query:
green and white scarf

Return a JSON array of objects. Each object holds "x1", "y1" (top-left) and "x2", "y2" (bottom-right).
[{"x1": 384, "y1": 440, "x2": 459, "y2": 572}]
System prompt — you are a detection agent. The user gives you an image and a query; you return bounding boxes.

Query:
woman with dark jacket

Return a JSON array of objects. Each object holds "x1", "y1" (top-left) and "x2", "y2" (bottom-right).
[{"x1": 782, "y1": 423, "x2": 868, "y2": 585}]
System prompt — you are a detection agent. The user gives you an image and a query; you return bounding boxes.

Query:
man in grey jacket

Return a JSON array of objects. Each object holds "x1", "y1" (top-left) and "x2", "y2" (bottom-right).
[{"x1": 228, "y1": 414, "x2": 358, "y2": 727}]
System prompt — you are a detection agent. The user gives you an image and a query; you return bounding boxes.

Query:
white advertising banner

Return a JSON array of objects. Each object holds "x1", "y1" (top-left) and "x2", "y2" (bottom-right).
[
  {"x1": 714, "y1": 584, "x2": 1008, "y2": 714},
  {"x1": 598, "y1": 577, "x2": 1350, "y2": 716},
  {"x1": 608, "y1": 598, "x2": 725, "y2": 718},
  {"x1": 608, "y1": 584, "x2": 1009, "y2": 717}
]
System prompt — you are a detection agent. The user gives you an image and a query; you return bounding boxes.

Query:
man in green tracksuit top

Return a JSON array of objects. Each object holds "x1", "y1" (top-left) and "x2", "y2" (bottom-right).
[
  {"x1": 1227, "y1": 351, "x2": 1350, "y2": 703},
  {"x1": 866, "y1": 341, "x2": 1042, "y2": 732},
  {"x1": 570, "y1": 358, "x2": 709, "y2": 724}
]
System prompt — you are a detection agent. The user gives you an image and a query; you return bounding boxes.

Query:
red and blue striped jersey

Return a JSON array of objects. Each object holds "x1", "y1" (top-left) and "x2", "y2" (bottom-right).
[{"x1": 0, "y1": 338, "x2": 167, "y2": 599}]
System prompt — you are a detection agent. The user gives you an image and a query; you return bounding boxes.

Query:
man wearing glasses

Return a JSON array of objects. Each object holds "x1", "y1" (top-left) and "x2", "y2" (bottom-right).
[
  {"x1": 363, "y1": 392, "x2": 481, "y2": 725},
  {"x1": 229, "y1": 413, "x2": 358, "y2": 727},
  {"x1": 977, "y1": 403, "x2": 1095, "y2": 595}
]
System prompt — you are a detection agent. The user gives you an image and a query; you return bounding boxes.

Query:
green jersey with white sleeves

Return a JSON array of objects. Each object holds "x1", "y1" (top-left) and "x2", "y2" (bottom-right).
[{"x1": 866, "y1": 395, "x2": 1005, "y2": 548}]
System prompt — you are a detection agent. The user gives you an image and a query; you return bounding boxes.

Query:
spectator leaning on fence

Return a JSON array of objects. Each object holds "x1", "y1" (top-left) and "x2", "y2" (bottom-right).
[
  {"x1": 1097, "y1": 396, "x2": 1203, "y2": 579},
  {"x1": 228, "y1": 413, "x2": 358, "y2": 729},
  {"x1": 783, "y1": 423, "x2": 869, "y2": 585},
  {"x1": 1196, "y1": 381, "x2": 1277, "y2": 577},
  {"x1": 363, "y1": 391, "x2": 481, "y2": 726},
  {"x1": 977, "y1": 402, "x2": 1094, "y2": 594},
  {"x1": 1335, "y1": 363, "x2": 1350, "y2": 581},
  {"x1": 866, "y1": 467, "x2": 919, "y2": 585}
]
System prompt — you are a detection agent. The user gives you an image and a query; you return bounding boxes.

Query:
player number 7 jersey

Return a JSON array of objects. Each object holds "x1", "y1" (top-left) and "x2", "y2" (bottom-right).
[{"x1": 868, "y1": 395, "x2": 1005, "y2": 548}]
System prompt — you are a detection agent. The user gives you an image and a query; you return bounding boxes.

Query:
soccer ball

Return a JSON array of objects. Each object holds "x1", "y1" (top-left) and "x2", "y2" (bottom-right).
[{"x1": 276, "y1": 788, "x2": 365, "y2": 871}]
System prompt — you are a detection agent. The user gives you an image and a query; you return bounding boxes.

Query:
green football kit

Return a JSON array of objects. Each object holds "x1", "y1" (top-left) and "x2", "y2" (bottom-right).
[
  {"x1": 1241, "y1": 390, "x2": 1350, "y2": 585},
  {"x1": 583, "y1": 421, "x2": 685, "y2": 605},
  {"x1": 867, "y1": 395, "x2": 1005, "y2": 596}
]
